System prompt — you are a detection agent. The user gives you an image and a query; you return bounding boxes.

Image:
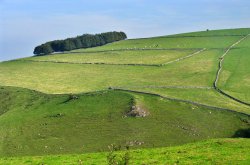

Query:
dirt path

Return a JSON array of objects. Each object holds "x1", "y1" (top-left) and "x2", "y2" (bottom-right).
[{"x1": 213, "y1": 34, "x2": 250, "y2": 106}]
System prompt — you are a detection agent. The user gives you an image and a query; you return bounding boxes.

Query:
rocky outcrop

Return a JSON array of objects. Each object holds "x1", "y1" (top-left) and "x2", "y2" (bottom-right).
[{"x1": 127, "y1": 105, "x2": 149, "y2": 117}]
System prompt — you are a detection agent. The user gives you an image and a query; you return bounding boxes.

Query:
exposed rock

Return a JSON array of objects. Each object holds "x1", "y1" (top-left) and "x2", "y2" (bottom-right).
[
  {"x1": 126, "y1": 140, "x2": 144, "y2": 146},
  {"x1": 127, "y1": 105, "x2": 149, "y2": 117}
]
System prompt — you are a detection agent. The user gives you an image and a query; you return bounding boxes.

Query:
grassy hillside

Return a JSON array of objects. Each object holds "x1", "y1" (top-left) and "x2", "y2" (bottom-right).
[
  {"x1": 218, "y1": 36, "x2": 250, "y2": 102},
  {"x1": 1, "y1": 138, "x2": 249, "y2": 165},
  {"x1": 1, "y1": 30, "x2": 249, "y2": 113},
  {"x1": 0, "y1": 86, "x2": 249, "y2": 157},
  {"x1": 70, "y1": 36, "x2": 240, "y2": 52},
  {"x1": 24, "y1": 49, "x2": 197, "y2": 65},
  {"x1": 0, "y1": 28, "x2": 250, "y2": 160},
  {"x1": 122, "y1": 87, "x2": 250, "y2": 114},
  {"x1": 171, "y1": 28, "x2": 250, "y2": 37},
  {"x1": 0, "y1": 49, "x2": 220, "y2": 93}
]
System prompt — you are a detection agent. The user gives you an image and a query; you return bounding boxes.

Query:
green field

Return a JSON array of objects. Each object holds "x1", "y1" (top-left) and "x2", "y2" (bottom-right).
[
  {"x1": 1, "y1": 86, "x2": 249, "y2": 157},
  {"x1": 120, "y1": 87, "x2": 250, "y2": 114},
  {"x1": 1, "y1": 138, "x2": 249, "y2": 165},
  {"x1": 24, "y1": 49, "x2": 197, "y2": 65},
  {"x1": 0, "y1": 28, "x2": 250, "y2": 163},
  {"x1": 0, "y1": 49, "x2": 221, "y2": 94},
  {"x1": 72, "y1": 36, "x2": 240, "y2": 52},
  {"x1": 172, "y1": 28, "x2": 250, "y2": 37},
  {"x1": 218, "y1": 37, "x2": 250, "y2": 102}
]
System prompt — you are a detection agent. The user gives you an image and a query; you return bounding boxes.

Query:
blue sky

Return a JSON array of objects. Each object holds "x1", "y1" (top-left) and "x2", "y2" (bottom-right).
[{"x1": 1, "y1": 0, "x2": 250, "y2": 61}]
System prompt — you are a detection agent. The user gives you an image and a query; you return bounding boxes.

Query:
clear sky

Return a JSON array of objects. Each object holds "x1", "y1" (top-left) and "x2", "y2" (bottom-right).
[{"x1": 1, "y1": 0, "x2": 250, "y2": 61}]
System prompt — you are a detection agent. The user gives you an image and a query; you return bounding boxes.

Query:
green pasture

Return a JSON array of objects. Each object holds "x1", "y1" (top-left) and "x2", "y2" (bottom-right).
[
  {"x1": 122, "y1": 87, "x2": 250, "y2": 114},
  {"x1": 0, "y1": 86, "x2": 249, "y2": 157},
  {"x1": 1, "y1": 138, "x2": 249, "y2": 165},
  {"x1": 24, "y1": 49, "x2": 197, "y2": 65},
  {"x1": 218, "y1": 36, "x2": 250, "y2": 103},
  {"x1": 0, "y1": 28, "x2": 250, "y2": 162},
  {"x1": 71, "y1": 36, "x2": 241, "y2": 52},
  {"x1": 172, "y1": 28, "x2": 250, "y2": 37},
  {"x1": 0, "y1": 49, "x2": 221, "y2": 94}
]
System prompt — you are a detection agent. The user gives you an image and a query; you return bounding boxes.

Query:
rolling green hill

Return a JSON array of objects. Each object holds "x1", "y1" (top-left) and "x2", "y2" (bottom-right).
[
  {"x1": 0, "y1": 28, "x2": 250, "y2": 163},
  {"x1": 0, "y1": 86, "x2": 249, "y2": 157}
]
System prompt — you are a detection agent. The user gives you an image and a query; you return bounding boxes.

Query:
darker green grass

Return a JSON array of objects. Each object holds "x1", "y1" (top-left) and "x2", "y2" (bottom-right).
[{"x1": 0, "y1": 86, "x2": 249, "y2": 157}]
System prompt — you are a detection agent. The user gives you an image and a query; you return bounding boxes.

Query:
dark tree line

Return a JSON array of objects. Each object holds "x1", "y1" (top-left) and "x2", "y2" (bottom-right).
[{"x1": 33, "y1": 31, "x2": 127, "y2": 55}]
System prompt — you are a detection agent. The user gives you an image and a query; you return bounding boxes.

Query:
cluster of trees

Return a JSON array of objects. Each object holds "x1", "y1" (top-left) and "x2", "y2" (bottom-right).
[{"x1": 34, "y1": 31, "x2": 127, "y2": 55}]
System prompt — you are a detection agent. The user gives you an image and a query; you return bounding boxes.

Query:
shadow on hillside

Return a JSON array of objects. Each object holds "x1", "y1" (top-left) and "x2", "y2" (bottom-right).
[{"x1": 232, "y1": 128, "x2": 250, "y2": 138}]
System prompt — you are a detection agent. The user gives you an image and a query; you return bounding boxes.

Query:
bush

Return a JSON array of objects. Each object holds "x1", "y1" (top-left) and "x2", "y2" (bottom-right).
[
  {"x1": 33, "y1": 43, "x2": 53, "y2": 55},
  {"x1": 107, "y1": 144, "x2": 130, "y2": 165}
]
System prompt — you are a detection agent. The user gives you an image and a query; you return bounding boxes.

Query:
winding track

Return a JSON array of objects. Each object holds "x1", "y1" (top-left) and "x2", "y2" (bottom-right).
[{"x1": 213, "y1": 34, "x2": 250, "y2": 106}]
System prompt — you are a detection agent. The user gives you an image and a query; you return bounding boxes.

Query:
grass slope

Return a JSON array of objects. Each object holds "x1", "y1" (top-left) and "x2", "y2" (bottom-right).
[
  {"x1": 218, "y1": 36, "x2": 250, "y2": 103},
  {"x1": 0, "y1": 28, "x2": 250, "y2": 160},
  {"x1": 0, "y1": 49, "x2": 220, "y2": 94},
  {"x1": 172, "y1": 28, "x2": 250, "y2": 37},
  {"x1": 24, "y1": 49, "x2": 197, "y2": 65},
  {"x1": 121, "y1": 87, "x2": 250, "y2": 114},
  {"x1": 1, "y1": 138, "x2": 249, "y2": 165},
  {"x1": 0, "y1": 86, "x2": 249, "y2": 157},
  {"x1": 72, "y1": 36, "x2": 240, "y2": 52}
]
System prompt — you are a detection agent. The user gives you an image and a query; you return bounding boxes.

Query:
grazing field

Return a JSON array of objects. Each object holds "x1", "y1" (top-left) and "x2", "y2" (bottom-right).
[
  {"x1": 171, "y1": 28, "x2": 250, "y2": 37},
  {"x1": 0, "y1": 138, "x2": 249, "y2": 165},
  {"x1": 24, "y1": 49, "x2": 197, "y2": 65},
  {"x1": 119, "y1": 87, "x2": 250, "y2": 114},
  {"x1": 72, "y1": 36, "x2": 241, "y2": 52},
  {"x1": 0, "y1": 61, "x2": 165, "y2": 93},
  {"x1": 0, "y1": 49, "x2": 221, "y2": 94},
  {"x1": 0, "y1": 86, "x2": 249, "y2": 157},
  {"x1": 218, "y1": 37, "x2": 250, "y2": 103},
  {"x1": 0, "y1": 28, "x2": 250, "y2": 162}
]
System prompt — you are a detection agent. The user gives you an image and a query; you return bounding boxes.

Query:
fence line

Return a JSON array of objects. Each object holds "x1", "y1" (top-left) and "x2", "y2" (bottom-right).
[
  {"x1": 55, "y1": 48, "x2": 202, "y2": 54},
  {"x1": 213, "y1": 34, "x2": 250, "y2": 106},
  {"x1": 23, "y1": 48, "x2": 206, "y2": 67},
  {"x1": 23, "y1": 60, "x2": 161, "y2": 67},
  {"x1": 111, "y1": 85, "x2": 213, "y2": 90},
  {"x1": 109, "y1": 87, "x2": 250, "y2": 117},
  {"x1": 161, "y1": 48, "x2": 206, "y2": 65}
]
